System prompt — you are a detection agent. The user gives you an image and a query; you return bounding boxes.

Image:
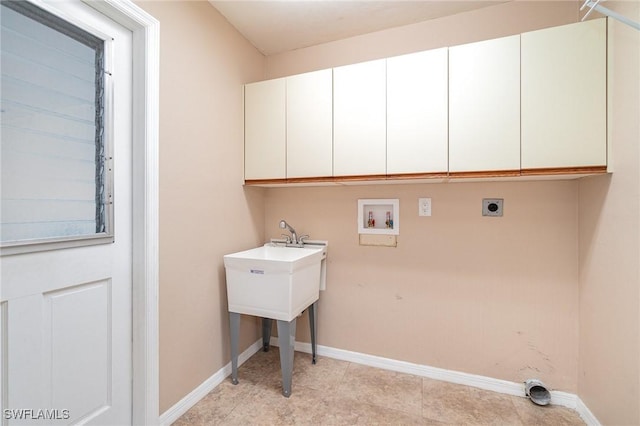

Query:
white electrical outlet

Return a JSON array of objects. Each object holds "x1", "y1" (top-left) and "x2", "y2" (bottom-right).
[{"x1": 418, "y1": 198, "x2": 432, "y2": 217}]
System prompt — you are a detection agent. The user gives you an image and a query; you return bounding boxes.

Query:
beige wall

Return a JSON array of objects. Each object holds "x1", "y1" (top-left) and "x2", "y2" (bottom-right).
[
  {"x1": 578, "y1": 2, "x2": 640, "y2": 424},
  {"x1": 135, "y1": 1, "x2": 266, "y2": 413},
  {"x1": 265, "y1": 1, "x2": 580, "y2": 79},
  {"x1": 264, "y1": 1, "x2": 585, "y2": 393},
  {"x1": 265, "y1": 181, "x2": 580, "y2": 390}
]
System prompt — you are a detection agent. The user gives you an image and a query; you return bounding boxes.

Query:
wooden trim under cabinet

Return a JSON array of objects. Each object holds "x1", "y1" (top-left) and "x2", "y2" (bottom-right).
[
  {"x1": 243, "y1": 167, "x2": 608, "y2": 186},
  {"x1": 331, "y1": 174, "x2": 389, "y2": 182},
  {"x1": 385, "y1": 172, "x2": 448, "y2": 180},
  {"x1": 448, "y1": 170, "x2": 521, "y2": 179},
  {"x1": 244, "y1": 172, "x2": 446, "y2": 186},
  {"x1": 520, "y1": 166, "x2": 607, "y2": 176},
  {"x1": 244, "y1": 178, "x2": 289, "y2": 186}
]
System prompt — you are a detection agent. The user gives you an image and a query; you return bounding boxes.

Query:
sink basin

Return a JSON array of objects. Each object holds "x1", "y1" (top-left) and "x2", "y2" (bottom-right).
[{"x1": 223, "y1": 244, "x2": 325, "y2": 321}]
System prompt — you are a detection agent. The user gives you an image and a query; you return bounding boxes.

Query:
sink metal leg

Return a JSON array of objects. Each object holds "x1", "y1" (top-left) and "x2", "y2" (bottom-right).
[
  {"x1": 229, "y1": 312, "x2": 240, "y2": 385},
  {"x1": 276, "y1": 318, "x2": 297, "y2": 398},
  {"x1": 309, "y1": 301, "x2": 318, "y2": 364},
  {"x1": 262, "y1": 318, "x2": 272, "y2": 352}
]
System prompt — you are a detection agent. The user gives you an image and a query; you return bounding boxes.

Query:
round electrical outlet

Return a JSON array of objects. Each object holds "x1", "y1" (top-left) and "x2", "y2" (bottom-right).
[{"x1": 482, "y1": 198, "x2": 503, "y2": 217}]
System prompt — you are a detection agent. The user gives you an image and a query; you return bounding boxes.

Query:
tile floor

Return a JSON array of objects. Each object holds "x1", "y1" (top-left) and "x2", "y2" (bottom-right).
[{"x1": 173, "y1": 347, "x2": 585, "y2": 425}]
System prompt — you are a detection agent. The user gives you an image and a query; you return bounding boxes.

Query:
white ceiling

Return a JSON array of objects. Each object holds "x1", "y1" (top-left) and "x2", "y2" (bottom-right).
[{"x1": 209, "y1": 1, "x2": 508, "y2": 56}]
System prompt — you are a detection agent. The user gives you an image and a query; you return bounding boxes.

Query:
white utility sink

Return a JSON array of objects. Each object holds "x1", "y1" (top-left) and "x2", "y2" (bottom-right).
[{"x1": 223, "y1": 243, "x2": 327, "y2": 321}]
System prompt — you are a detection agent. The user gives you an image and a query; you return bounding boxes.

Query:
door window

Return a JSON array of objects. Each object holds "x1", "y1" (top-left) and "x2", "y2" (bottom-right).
[{"x1": 0, "y1": 0, "x2": 112, "y2": 254}]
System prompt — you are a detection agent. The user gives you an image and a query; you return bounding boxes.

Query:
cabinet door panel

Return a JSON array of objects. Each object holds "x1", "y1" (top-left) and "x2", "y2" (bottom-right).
[
  {"x1": 387, "y1": 48, "x2": 448, "y2": 175},
  {"x1": 449, "y1": 35, "x2": 520, "y2": 173},
  {"x1": 286, "y1": 69, "x2": 333, "y2": 178},
  {"x1": 244, "y1": 78, "x2": 285, "y2": 180},
  {"x1": 333, "y1": 59, "x2": 386, "y2": 176},
  {"x1": 522, "y1": 19, "x2": 606, "y2": 169}
]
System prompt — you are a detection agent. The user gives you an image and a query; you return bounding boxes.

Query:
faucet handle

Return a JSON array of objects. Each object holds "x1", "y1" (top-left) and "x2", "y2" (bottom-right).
[
  {"x1": 298, "y1": 235, "x2": 309, "y2": 244},
  {"x1": 280, "y1": 234, "x2": 292, "y2": 243}
]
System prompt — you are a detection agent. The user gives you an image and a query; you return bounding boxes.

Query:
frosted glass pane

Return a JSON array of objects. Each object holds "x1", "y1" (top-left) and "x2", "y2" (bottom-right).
[{"x1": 0, "y1": 1, "x2": 106, "y2": 244}]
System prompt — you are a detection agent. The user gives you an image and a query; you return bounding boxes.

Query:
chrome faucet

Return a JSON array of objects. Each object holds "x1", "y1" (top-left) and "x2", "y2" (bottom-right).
[{"x1": 279, "y1": 220, "x2": 298, "y2": 244}]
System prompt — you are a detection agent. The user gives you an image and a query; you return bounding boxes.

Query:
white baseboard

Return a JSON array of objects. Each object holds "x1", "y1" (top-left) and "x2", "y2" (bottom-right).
[
  {"x1": 158, "y1": 336, "x2": 600, "y2": 426},
  {"x1": 270, "y1": 338, "x2": 585, "y2": 412},
  {"x1": 576, "y1": 397, "x2": 602, "y2": 426},
  {"x1": 158, "y1": 338, "x2": 263, "y2": 426}
]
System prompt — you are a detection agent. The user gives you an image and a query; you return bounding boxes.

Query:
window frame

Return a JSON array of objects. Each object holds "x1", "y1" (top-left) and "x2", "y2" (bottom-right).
[{"x1": 0, "y1": 0, "x2": 115, "y2": 256}]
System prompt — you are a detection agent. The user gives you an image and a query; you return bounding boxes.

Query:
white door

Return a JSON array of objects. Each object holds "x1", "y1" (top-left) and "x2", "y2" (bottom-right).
[
  {"x1": 521, "y1": 19, "x2": 606, "y2": 170},
  {"x1": 333, "y1": 59, "x2": 387, "y2": 177},
  {"x1": 387, "y1": 48, "x2": 448, "y2": 175},
  {"x1": 449, "y1": 35, "x2": 521, "y2": 173},
  {"x1": 244, "y1": 78, "x2": 286, "y2": 180},
  {"x1": 286, "y1": 69, "x2": 333, "y2": 179},
  {"x1": 0, "y1": 1, "x2": 133, "y2": 424}
]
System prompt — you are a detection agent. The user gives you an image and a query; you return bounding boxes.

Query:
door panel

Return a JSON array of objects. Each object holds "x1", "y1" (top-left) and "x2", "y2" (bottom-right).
[
  {"x1": 387, "y1": 48, "x2": 448, "y2": 175},
  {"x1": 521, "y1": 19, "x2": 606, "y2": 169},
  {"x1": 333, "y1": 59, "x2": 386, "y2": 176},
  {"x1": 0, "y1": 1, "x2": 133, "y2": 425},
  {"x1": 286, "y1": 69, "x2": 333, "y2": 178},
  {"x1": 449, "y1": 35, "x2": 521, "y2": 173},
  {"x1": 244, "y1": 78, "x2": 286, "y2": 180},
  {"x1": 45, "y1": 281, "x2": 111, "y2": 423}
]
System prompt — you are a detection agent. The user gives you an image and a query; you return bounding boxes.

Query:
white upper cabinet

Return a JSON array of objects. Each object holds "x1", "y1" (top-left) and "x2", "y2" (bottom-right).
[
  {"x1": 243, "y1": 19, "x2": 608, "y2": 185},
  {"x1": 387, "y1": 48, "x2": 448, "y2": 175},
  {"x1": 244, "y1": 78, "x2": 286, "y2": 180},
  {"x1": 521, "y1": 19, "x2": 606, "y2": 170},
  {"x1": 286, "y1": 69, "x2": 333, "y2": 178},
  {"x1": 449, "y1": 35, "x2": 521, "y2": 173},
  {"x1": 333, "y1": 59, "x2": 387, "y2": 176}
]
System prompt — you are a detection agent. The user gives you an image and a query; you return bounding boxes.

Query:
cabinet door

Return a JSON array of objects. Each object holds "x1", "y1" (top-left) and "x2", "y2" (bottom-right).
[
  {"x1": 333, "y1": 59, "x2": 386, "y2": 176},
  {"x1": 286, "y1": 69, "x2": 333, "y2": 178},
  {"x1": 244, "y1": 78, "x2": 285, "y2": 180},
  {"x1": 449, "y1": 35, "x2": 520, "y2": 173},
  {"x1": 387, "y1": 48, "x2": 448, "y2": 175},
  {"x1": 521, "y1": 19, "x2": 606, "y2": 170}
]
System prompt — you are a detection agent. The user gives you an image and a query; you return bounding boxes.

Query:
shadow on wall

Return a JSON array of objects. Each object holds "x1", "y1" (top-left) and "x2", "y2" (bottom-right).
[
  {"x1": 244, "y1": 185, "x2": 267, "y2": 241},
  {"x1": 578, "y1": 173, "x2": 612, "y2": 264},
  {"x1": 215, "y1": 185, "x2": 266, "y2": 359}
]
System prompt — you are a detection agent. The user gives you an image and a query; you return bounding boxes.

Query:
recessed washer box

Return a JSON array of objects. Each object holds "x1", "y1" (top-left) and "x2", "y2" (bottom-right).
[
  {"x1": 482, "y1": 198, "x2": 504, "y2": 216},
  {"x1": 357, "y1": 199, "x2": 399, "y2": 235}
]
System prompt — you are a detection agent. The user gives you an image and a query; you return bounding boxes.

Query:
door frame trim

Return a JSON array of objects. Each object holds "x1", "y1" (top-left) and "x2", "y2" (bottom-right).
[{"x1": 81, "y1": 1, "x2": 160, "y2": 424}]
